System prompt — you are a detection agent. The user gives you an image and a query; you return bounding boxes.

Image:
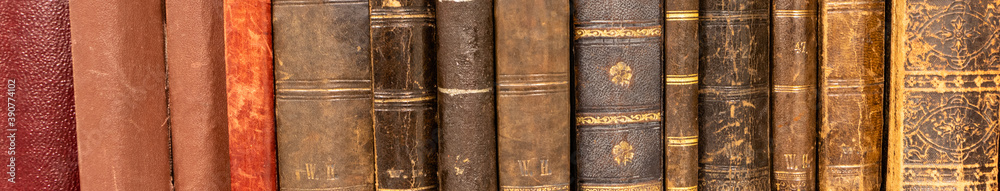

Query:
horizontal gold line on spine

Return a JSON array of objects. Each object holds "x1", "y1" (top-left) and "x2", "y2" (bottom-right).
[
  {"x1": 701, "y1": 166, "x2": 769, "y2": 173},
  {"x1": 498, "y1": 73, "x2": 569, "y2": 82},
  {"x1": 901, "y1": 87, "x2": 998, "y2": 92},
  {"x1": 772, "y1": 85, "x2": 815, "y2": 92},
  {"x1": 665, "y1": 12, "x2": 699, "y2": 20},
  {"x1": 576, "y1": 112, "x2": 661, "y2": 126},
  {"x1": 377, "y1": 185, "x2": 437, "y2": 191},
  {"x1": 903, "y1": 163, "x2": 998, "y2": 168},
  {"x1": 773, "y1": 10, "x2": 817, "y2": 18},
  {"x1": 774, "y1": 171, "x2": 809, "y2": 181},
  {"x1": 901, "y1": 181, "x2": 996, "y2": 186},
  {"x1": 498, "y1": 81, "x2": 569, "y2": 87},
  {"x1": 580, "y1": 180, "x2": 662, "y2": 191},
  {"x1": 666, "y1": 136, "x2": 697, "y2": 146},
  {"x1": 699, "y1": 86, "x2": 768, "y2": 97},
  {"x1": 666, "y1": 186, "x2": 697, "y2": 191},
  {"x1": 823, "y1": 1, "x2": 885, "y2": 12},
  {"x1": 574, "y1": 26, "x2": 662, "y2": 40},
  {"x1": 374, "y1": 95, "x2": 435, "y2": 103},
  {"x1": 370, "y1": 13, "x2": 435, "y2": 19},
  {"x1": 665, "y1": 74, "x2": 698, "y2": 85},
  {"x1": 283, "y1": 184, "x2": 372, "y2": 190},
  {"x1": 905, "y1": 70, "x2": 1000, "y2": 75},
  {"x1": 438, "y1": 87, "x2": 492, "y2": 96},
  {"x1": 700, "y1": 11, "x2": 768, "y2": 21},
  {"x1": 273, "y1": 0, "x2": 366, "y2": 5},
  {"x1": 501, "y1": 184, "x2": 570, "y2": 191}
]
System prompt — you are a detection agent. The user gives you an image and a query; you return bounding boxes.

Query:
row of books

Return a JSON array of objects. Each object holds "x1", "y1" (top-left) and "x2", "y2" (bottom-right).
[{"x1": 1, "y1": 0, "x2": 998, "y2": 190}]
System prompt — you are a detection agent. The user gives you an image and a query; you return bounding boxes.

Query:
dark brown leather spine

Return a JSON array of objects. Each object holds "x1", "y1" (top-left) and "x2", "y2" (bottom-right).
[
  {"x1": 572, "y1": 0, "x2": 664, "y2": 189},
  {"x1": 435, "y1": 0, "x2": 499, "y2": 190},
  {"x1": 69, "y1": 0, "x2": 172, "y2": 189},
  {"x1": 771, "y1": 0, "x2": 818, "y2": 189},
  {"x1": 663, "y1": 0, "x2": 700, "y2": 189},
  {"x1": 370, "y1": 0, "x2": 439, "y2": 190},
  {"x1": 817, "y1": 0, "x2": 884, "y2": 190},
  {"x1": 495, "y1": 0, "x2": 571, "y2": 190},
  {"x1": 887, "y1": 0, "x2": 999, "y2": 190},
  {"x1": 698, "y1": 0, "x2": 771, "y2": 189},
  {"x1": 167, "y1": 0, "x2": 231, "y2": 190},
  {"x1": 273, "y1": 0, "x2": 375, "y2": 190}
]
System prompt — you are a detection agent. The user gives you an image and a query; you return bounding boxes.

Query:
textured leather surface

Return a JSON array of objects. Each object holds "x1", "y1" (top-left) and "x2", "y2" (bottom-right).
[
  {"x1": 572, "y1": 0, "x2": 664, "y2": 189},
  {"x1": 273, "y1": 0, "x2": 375, "y2": 190},
  {"x1": 0, "y1": 0, "x2": 80, "y2": 190},
  {"x1": 371, "y1": 0, "x2": 439, "y2": 190},
  {"x1": 698, "y1": 0, "x2": 771, "y2": 189},
  {"x1": 663, "y1": 0, "x2": 700, "y2": 189},
  {"x1": 166, "y1": 0, "x2": 231, "y2": 190},
  {"x1": 68, "y1": 0, "x2": 172, "y2": 190},
  {"x1": 435, "y1": 0, "x2": 498, "y2": 190},
  {"x1": 817, "y1": 0, "x2": 884, "y2": 190},
  {"x1": 771, "y1": 0, "x2": 818, "y2": 189},
  {"x1": 495, "y1": 0, "x2": 571, "y2": 190},
  {"x1": 224, "y1": 0, "x2": 277, "y2": 190},
  {"x1": 887, "y1": 0, "x2": 999, "y2": 190}
]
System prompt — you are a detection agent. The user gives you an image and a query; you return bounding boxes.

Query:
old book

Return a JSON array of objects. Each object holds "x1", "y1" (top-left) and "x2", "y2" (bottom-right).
[
  {"x1": 167, "y1": 0, "x2": 231, "y2": 190},
  {"x1": 698, "y1": 0, "x2": 771, "y2": 189},
  {"x1": 69, "y1": 0, "x2": 172, "y2": 189},
  {"x1": 225, "y1": 0, "x2": 277, "y2": 190},
  {"x1": 887, "y1": 0, "x2": 999, "y2": 190},
  {"x1": 572, "y1": 0, "x2": 664, "y2": 189},
  {"x1": 370, "y1": 0, "x2": 439, "y2": 190},
  {"x1": 495, "y1": 0, "x2": 571, "y2": 190},
  {"x1": 273, "y1": 0, "x2": 375, "y2": 190},
  {"x1": 663, "y1": 0, "x2": 700, "y2": 189},
  {"x1": 435, "y1": 0, "x2": 499, "y2": 190},
  {"x1": 0, "y1": 0, "x2": 80, "y2": 189},
  {"x1": 816, "y1": 0, "x2": 884, "y2": 190},
  {"x1": 771, "y1": 0, "x2": 818, "y2": 189}
]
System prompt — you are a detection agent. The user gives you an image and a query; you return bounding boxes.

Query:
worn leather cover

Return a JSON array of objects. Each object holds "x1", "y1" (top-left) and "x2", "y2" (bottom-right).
[
  {"x1": 572, "y1": 0, "x2": 664, "y2": 190},
  {"x1": 771, "y1": 0, "x2": 818, "y2": 189},
  {"x1": 224, "y1": 0, "x2": 277, "y2": 190},
  {"x1": 817, "y1": 0, "x2": 884, "y2": 190},
  {"x1": 887, "y1": 0, "x2": 999, "y2": 190},
  {"x1": 495, "y1": 0, "x2": 571, "y2": 190},
  {"x1": 0, "y1": 0, "x2": 80, "y2": 190},
  {"x1": 698, "y1": 0, "x2": 770, "y2": 189},
  {"x1": 435, "y1": 0, "x2": 498, "y2": 190},
  {"x1": 166, "y1": 0, "x2": 231, "y2": 190},
  {"x1": 69, "y1": 0, "x2": 172, "y2": 190},
  {"x1": 370, "y1": 0, "x2": 439, "y2": 190},
  {"x1": 663, "y1": 0, "x2": 700, "y2": 189},
  {"x1": 273, "y1": 0, "x2": 375, "y2": 190}
]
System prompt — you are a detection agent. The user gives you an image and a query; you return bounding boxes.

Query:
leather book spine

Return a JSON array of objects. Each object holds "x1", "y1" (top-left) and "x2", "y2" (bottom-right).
[
  {"x1": 0, "y1": 0, "x2": 80, "y2": 189},
  {"x1": 817, "y1": 0, "x2": 884, "y2": 190},
  {"x1": 887, "y1": 0, "x2": 999, "y2": 190},
  {"x1": 771, "y1": 0, "x2": 818, "y2": 189},
  {"x1": 167, "y1": 0, "x2": 231, "y2": 190},
  {"x1": 572, "y1": 0, "x2": 664, "y2": 189},
  {"x1": 495, "y1": 0, "x2": 571, "y2": 190},
  {"x1": 697, "y1": 0, "x2": 771, "y2": 189},
  {"x1": 273, "y1": 0, "x2": 375, "y2": 190},
  {"x1": 435, "y1": 0, "x2": 499, "y2": 190},
  {"x1": 370, "y1": 0, "x2": 439, "y2": 190},
  {"x1": 225, "y1": 0, "x2": 278, "y2": 190},
  {"x1": 69, "y1": 0, "x2": 172, "y2": 189},
  {"x1": 663, "y1": 0, "x2": 700, "y2": 189}
]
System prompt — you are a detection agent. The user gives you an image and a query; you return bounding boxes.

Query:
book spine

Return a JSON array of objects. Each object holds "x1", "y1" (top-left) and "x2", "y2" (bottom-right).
[
  {"x1": 887, "y1": 0, "x2": 999, "y2": 190},
  {"x1": 0, "y1": 0, "x2": 80, "y2": 189},
  {"x1": 435, "y1": 0, "x2": 499, "y2": 190},
  {"x1": 495, "y1": 0, "x2": 571, "y2": 190},
  {"x1": 771, "y1": 0, "x2": 818, "y2": 189},
  {"x1": 370, "y1": 0, "x2": 439, "y2": 190},
  {"x1": 697, "y1": 0, "x2": 771, "y2": 189},
  {"x1": 663, "y1": 0, "x2": 700, "y2": 189},
  {"x1": 571, "y1": 0, "x2": 664, "y2": 189},
  {"x1": 167, "y1": 0, "x2": 231, "y2": 190},
  {"x1": 225, "y1": 0, "x2": 278, "y2": 190},
  {"x1": 272, "y1": 0, "x2": 375, "y2": 190},
  {"x1": 69, "y1": 0, "x2": 172, "y2": 189},
  {"x1": 817, "y1": 0, "x2": 884, "y2": 190}
]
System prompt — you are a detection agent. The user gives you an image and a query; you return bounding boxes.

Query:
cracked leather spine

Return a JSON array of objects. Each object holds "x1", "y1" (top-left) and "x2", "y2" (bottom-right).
[
  {"x1": 771, "y1": 0, "x2": 818, "y2": 189},
  {"x1": 697, "y1": 0, "x2": 771, "y2": 189},
  {"x1": 495, "y1": 0, "x2": 572, "y2": 190},
  {"x1": 817, "y1": 0, "x2": 884, "y2": 190},
  {"x1": 571, "y1": 0, "x2": 664, "y2": 190},
  {"x1": 887, "y1": 0, "x2": 999, "y2": 190},
  {"x1": 663, "y1": 0, "x2": 701, "y2": 189}
]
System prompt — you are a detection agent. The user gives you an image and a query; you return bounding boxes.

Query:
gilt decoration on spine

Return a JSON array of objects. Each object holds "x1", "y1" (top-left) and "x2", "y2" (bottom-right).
[{"x1": 663, "y1": 0, "x2": 701, "y2": 188}]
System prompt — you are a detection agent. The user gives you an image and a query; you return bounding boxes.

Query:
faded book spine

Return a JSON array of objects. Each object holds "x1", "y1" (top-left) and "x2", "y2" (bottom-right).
[
  {"x1": 817, "y1": 0, "x2": 884, "y2": 190},
  {"x1": 371, "y1": 0, "x2": 439, "y2": 190},
  {"x1": 495, "y1": 0, "x2": 571, "y2": 190},
  {"x1": 887, "y1": 0, "x2": 999, "y2": 190},
  {"x1": 771, "y1": 0, "x2": 818, "y2": 189},
  {"x1": 572, "y1": 0, "x2": 664, "y2": 189},
  {"x1": 698, "y1": 0, "x2": 771, "y2": 189},
  {"x1": 663, "y1": 0, "x2": 700, "y2": 189}
]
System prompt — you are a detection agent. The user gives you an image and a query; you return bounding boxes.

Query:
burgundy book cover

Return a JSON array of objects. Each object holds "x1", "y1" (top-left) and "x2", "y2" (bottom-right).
[
  {"x1": 0, "y1": 0, "x2": 80, "y2": 190},
  {"x1": 224, "y1": 0, "x2": 278, "y2": 190}
]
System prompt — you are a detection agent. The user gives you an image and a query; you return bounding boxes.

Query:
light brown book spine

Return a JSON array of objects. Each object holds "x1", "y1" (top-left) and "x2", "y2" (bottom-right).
[
  {"x1": 663, "y1": 0, "x2": 700, "y2": 189},
  {"x1": 771, "y1": 0, "x2": 818, "y2": 189}
]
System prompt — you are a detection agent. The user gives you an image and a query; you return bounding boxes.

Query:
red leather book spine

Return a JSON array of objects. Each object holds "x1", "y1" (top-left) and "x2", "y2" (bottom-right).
[{"x1": 224, "y1": 0, "x2": 278, "y2": 190}]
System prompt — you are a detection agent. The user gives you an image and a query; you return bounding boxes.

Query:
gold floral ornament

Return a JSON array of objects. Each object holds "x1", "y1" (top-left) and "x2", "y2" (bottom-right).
[
  {"x1": 609, "y1": 62, "x2": 632, "y2": 87},
  {"x1": 612, "y1": 141, "x2": 635, "y2": 165}
]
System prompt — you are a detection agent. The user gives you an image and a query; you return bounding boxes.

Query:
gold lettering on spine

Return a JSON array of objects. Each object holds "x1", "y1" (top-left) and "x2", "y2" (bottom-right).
[
  {"x1": 575, "y1": 112, "x2": 662, "y2": 125},
  {"x1": 574, "y1": 27, "x2": 662, "y2": 39},
  {"x1": 580, "y1": 181, "x2": 663, "y2": 191},
  {"x1": 377, "y1": 185, "x2": 438, "y2": 191}
]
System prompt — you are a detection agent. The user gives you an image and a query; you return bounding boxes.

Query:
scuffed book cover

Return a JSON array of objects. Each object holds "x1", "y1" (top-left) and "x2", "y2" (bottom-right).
[
  {"x1": 771, "y1": 0, "x2": 818, "y2": 189},
  {"x1": 887, "y1": 0, "x2": 999, "y2": 190},
  {"x1": 663, "y1": 0, "x2": 700, "y2": 189}
]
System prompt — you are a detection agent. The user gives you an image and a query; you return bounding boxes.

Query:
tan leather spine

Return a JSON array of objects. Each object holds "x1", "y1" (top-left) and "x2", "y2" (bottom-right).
[
  {"x1": 771, "y1": 0, "x2": 818, "y2": 189},
  {"x1": 663, "y1": 0, "x2": 700, "y2": 189}
]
